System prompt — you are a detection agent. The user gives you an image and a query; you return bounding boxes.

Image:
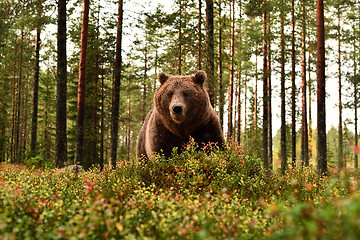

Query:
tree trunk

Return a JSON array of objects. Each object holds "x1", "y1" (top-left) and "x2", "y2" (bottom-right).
[
  {"x1": 178, "y1": 0, "x2": 182, "y2": 75},
  {"x1": 237, "y1": 3, "x2": 242, "y2": 145},
  {"x1": 56, "y1": 0, "x2": 67, "y2": 168},
  {"x1": 280, "y1": 0, "x2": 287, "y2": 173},
  {"x1": 198, "y1": 0, "x2": 202, "y2": 70},
  {"x1": 301, "y1": 0, "x2": 309, "y2": 166},
  {"x1": 110, "y1": 0, "x2": 123, "y2": 168},
  {"x1": 16, "y1": 30, "x2": 24, "y2": 163},
  {"x1": 75, "y1": 0, "x2": 90, "y2": 166},
  {"x1": 93, "y1": 33, "x2": 100, "y2": 165},
  {"x1": 127, "y1": 89, "x2": 131, "y2": 161},
  {"x1": 291, "y1": 0, "x2": 296, "y2": 168},
  {"x1": 10, "y1": 42, "x2": 17, "y2": 162},
  {"x1": 267, "y1": 19, "x2": 272, "y2": 169},
  {"x1": 316, "y1": 0, "x2": 327, "y2": 175},
  {"x1": 354, "y1": 36, "x2": 358, "y2": 168},
  {"x1": 217, "y1": 0, "x2": 224, "y2": 131},
  {"x1": 206, "y1": 0, "x2": 215, "y2": 106},
  {"x1": 30, "y1": 27, "x2": 41, "y2": 157},
  {"x1": 100, "y1": 74, "x2": 104, "y2": 171},
  {"x1": 337, "y1": 8, "x2": 343, "y2": 170},
  {"x1": 227, "y1": 0, "x2": 235, "y2": 141},
  {"x1": 262, "y1": 8, "x2": 269, "y2": 169},
  {"x1": 142, "y1": 42, "x2": 148, "y2": 122}
]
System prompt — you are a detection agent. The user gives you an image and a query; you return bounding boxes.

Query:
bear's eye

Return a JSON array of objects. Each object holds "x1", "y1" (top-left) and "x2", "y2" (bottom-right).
[
  {"x1": 168, "y1": 92, "x2": 173, "y2": 98},
  {"x1": 183, "y1": 91, "x2": 189, "y2": 97}
]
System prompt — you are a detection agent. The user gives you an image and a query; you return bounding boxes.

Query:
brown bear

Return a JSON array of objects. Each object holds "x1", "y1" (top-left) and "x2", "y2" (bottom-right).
[{"x1": 137, "y1": 70, "x2": 225, "y2": 161}]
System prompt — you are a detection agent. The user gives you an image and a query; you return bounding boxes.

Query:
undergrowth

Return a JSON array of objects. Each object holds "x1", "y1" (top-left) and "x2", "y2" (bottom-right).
[{"x1": 1, "y1": 140, "x2": 360, "y2": 239}]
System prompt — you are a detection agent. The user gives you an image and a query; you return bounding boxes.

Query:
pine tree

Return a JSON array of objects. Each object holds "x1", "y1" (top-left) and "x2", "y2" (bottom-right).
[
  {"x1": 75, "y1": 0, "x2": 90, "y2": 167},
  {"x1": 110, "y1": 0, "x2": 123, "y2": 168}
]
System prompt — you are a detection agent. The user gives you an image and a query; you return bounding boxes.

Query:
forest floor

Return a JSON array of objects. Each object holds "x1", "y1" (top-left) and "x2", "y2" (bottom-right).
[{"x1": 1, "y1": 142, "x2": 360, "y2": 239}]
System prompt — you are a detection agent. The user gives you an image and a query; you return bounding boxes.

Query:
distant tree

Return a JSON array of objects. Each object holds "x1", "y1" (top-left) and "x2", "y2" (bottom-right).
[
  {"x1": 301, "y1": 0, "x2": 309, "y2": 166},
  {"x1": 280, "y1": 0, "x2": 287, "y2": 173},
  {"x1": 262, "y1": 2, "x2": 269, "y2": 169},
  {"x1": 217, "y1": 0, "x2": 224, "y2": 130},
  {"x1": 228, "y1": 0, "x2": 235, "y2": 140},
  {"x1": 30, "y1": 4, "x2": 42, "y2": 157}
]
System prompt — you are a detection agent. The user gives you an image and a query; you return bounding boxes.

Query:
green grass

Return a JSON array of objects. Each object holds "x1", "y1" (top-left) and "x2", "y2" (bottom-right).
[{"x1": 1, "y1": 141, "x2": 360, "y2": 239}]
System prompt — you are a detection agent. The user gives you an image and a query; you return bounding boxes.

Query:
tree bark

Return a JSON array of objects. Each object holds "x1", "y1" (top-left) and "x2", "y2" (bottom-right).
[
  {"x1": 316, "y1": 0, "x2": 327, "y2": 175},
  {"x1": 75, "y1": 0, "x2": 90, "y2": 166},
  {"x1": 280, "y1": 0, "x2": 287, "y2": 173},
  {"x1": 267, "y1": 17, "x2": 272, "y2": 169},
  {"x1": 237, "y1": 2, "x2": 242, "y2": 144},
  {"x1": 206, "y1": 0, "x2": 215, "y2": 106},
  {"x1": 227, "y1": 0, "x2": 235, "y2": 140},
  {"x1": 56, "y1": 0, "x2": 67, "y2": 168},
  {"x1": 198, "y1": 0, "x2": 202, "y2": 70},
  {"x1": 291, "y1": 0, "x2": 296, "y2": 168},
  {"x1": 110, "y1": 0, "x2": 123, "y2": 168},
  {"x1": 262, "y1": 8, "x2": 269, "y2": 169},
  {"x1": 301, "y1": 0, "x2": 309, "y2": 166},
  {"x1": 337, "y1": 8, "x2": 343, "y2": 170},
  {"x1": 217, "y1": 0, "x2": 224, "y2": 131}
]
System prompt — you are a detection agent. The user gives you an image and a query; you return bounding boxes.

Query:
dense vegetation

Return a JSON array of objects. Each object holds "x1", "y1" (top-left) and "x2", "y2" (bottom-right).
[{"x1": 1, "y1": 142, "x2": 360, "y2": 239}]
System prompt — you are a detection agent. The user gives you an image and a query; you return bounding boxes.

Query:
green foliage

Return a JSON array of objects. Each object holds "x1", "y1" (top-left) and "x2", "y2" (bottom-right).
[{"x1": 1, "y1": 145, "x2": 360, "y2": 239}]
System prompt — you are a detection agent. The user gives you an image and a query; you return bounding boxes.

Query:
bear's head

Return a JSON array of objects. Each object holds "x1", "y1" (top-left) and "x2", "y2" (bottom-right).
[{"x1": 154, "y1": 71, "x2": 210, "y2": 134}]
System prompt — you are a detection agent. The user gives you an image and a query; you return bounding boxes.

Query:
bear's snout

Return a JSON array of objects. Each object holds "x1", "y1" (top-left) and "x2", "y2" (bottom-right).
[
  {"x1": 170, "y1": 103, "x2": 186, "y2": 123},
  {"x1": 172, "y1": 104, "x2": 183, "y2": 113}
]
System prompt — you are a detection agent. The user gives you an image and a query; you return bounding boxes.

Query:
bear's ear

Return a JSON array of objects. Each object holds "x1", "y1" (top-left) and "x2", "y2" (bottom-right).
[
  {"x1": 158, "y1": 72, "x2": 169, "y2": 85},
  {"x1": 193, "y1": 70, "x2": 207, "y2": 86}
]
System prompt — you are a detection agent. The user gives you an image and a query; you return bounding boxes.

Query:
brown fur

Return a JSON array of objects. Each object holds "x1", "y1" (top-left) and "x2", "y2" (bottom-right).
[{"x1": 137, "y1": 70, "x2": 225, "y2": 161}]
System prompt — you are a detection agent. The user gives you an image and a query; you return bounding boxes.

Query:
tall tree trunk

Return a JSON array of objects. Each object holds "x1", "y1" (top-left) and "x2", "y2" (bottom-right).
[
  {"x1": 337, "y1": 8, "x2": 343, "y2": 170},
  {"x1": 354, "y1": 37, "x2": 358, "y2": 169},
  {"x1": 16, "y1": 30, "x2": 24, "y2": 163},
  {"x1": 30, "y1": 27, "x2": 41, "y2": 157},
  {"x1": 228, "y1": 0, "x2": 235, "y2": 140},
  {"x1": 217, "y1": 0, "x2": 224, "y2": 131},
  {"x1": 127, "y1": 90, "x2": 131, "y2": 161},
  {"x1": 280, "y1": 0, "x2": 287, "y2": 173},
  {"x1": 198, "y1": 0, "x2": 202, "y2": 70},
  {"x1": 142, "y1": 42, "x2": 148, "y2": 122},
  {"x1": 110, "y1": 0, "x2": 123, "y2": 168},
  {"x1": 93, "y1": 35, "x2": 99, "y2": 165},
  {"x1": 316, "y1": 0, "x2": 327, "y2": 175},
  {"x1": 262, "y1": 8, "x2": 269, "y2": 169},
  {"x1": 56, "y1": 0, "x2": 67, "y2": 168},
  {"x1": 75, "y1": 0, "x2": 90, "y2": 166},
  {"x1": 237, "y1": 2, "x2": 242, "y2": 144},
  {"x1": 206, "y1": 0, "x2": 215, "y2": 106},
  {"x1": 100, "y1": 74, "x2": 104, "y2": 171},
  {"x1": 267, "y1": 19, "x2": 272, "y2": 169},
  {"x1": 308, "y1": 52, "x2": 313, "y2": 161},
  {"x1": 254, "y1": 50, "x2": 258, "y2": 135},
  {"x1": 355, "y1": 79, "x2": 358, "y2": 168},
  {"x1": 301, "y1": 0, "x2": 309, "y2": 166},
  {"x1": 291, "y1": 0, "x2": 296, "y2": 167},
  {"x1": 21, "y1": 75, "x2": 28, "y2": 157},
  {"x1": 10, "y1": 42, "x2": 17, "y2": 162},
  {"x1": 178, "y1": 0, "x2": 183, "y2": 75}
]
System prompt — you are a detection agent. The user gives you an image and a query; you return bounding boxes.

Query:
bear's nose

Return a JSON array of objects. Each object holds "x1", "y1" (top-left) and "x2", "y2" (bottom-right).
[{"x1": 172, "y1": 104, "x2": 183, "y2": 114}]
